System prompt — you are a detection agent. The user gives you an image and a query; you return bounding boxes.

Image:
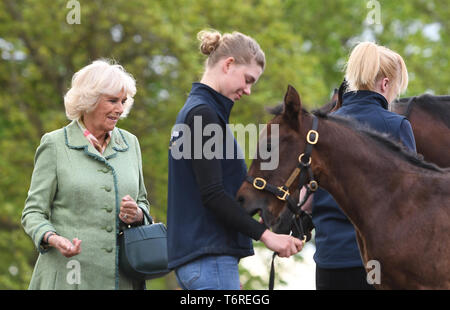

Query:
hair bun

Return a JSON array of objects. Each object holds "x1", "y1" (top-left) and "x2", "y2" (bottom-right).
[{"x1": 197, "y1": 30, "x2": 222, "y2": 56}]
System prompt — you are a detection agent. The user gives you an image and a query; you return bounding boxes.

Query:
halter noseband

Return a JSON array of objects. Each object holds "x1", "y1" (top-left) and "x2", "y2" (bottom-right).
[{"x1": 245, "y1": 115, "x2": 319, "y2": 240}]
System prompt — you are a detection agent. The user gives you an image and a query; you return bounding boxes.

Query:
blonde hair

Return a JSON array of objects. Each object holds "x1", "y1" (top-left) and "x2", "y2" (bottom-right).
[
  {"x1": 64, "y1": 59, "x2": 136, "y2": 120},
  {"x1": 197, "y1": 29, "x2": 265, "y2": 71},
  {"x1": 345, "y1": 42, "x2": 408, "y2": 96}
]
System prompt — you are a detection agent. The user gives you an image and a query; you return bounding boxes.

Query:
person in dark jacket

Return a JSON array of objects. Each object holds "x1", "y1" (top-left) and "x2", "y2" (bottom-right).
[
  {"x1": 302, "y1": 42, "x2": 416, "y2": 290},
  {"x1": 167, "y1": 30, "x2": 303, "y2": 290}
]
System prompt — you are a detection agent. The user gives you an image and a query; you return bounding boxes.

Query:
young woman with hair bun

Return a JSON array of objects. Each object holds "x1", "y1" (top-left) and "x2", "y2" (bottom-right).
[
  {"x1": 167, "y1": 30, "x2": 303, "y2": 290},
  {"x1": 305, "y1": 41, "x2": 416, "y2": 290}
]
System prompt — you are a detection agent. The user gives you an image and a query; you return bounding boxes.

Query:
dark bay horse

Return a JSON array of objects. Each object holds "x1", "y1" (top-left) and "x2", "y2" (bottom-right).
[
  {"x1": 237, "y1": 85, "x2": 450, "y2": 289},
  {"x1": 273, "y1": 92, "x2": 450, "y2": 239},
  {"x1": 391, "y1": 95, "x2": 450, "y2": 167}
]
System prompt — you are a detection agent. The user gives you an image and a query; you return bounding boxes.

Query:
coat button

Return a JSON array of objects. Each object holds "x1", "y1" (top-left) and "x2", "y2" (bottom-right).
[
  {"x1": 102, "y1": 186, "x2": 112, "y2": 192},
  {"x1": 106, "y1": 226, "x2": 113, "y2": 233},
  {"x1": 103, "y1": 247, "x2": 113, "y2": 253},
  {"x1": 106, "y1": 207, "x2": 113, "y2": 213}
]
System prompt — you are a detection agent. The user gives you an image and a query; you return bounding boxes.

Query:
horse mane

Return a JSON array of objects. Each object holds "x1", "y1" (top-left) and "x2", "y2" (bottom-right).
[
  {"x1": 312, "y1": 110, "x2": 444, "y2": 172},
  {"x1": 266, "y1": 103, "x2": 444, "y2": 172},
  {"x1": 266, "y1": 103, "x2": 309, "y2": 116},
  {"x1": 413, "y1": 94, "x2": 450, "y2": 128},
  {"x1": 396, "y1": 94, "x2": 450, "y2": 129},
  {"x1": 266, "y1": 103, "x2": 284, "y2": 116}
]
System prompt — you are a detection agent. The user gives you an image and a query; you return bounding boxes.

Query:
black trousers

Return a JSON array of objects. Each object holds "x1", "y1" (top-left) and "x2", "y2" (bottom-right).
[{"x1": 316, "y1": 266, "x2": 375, "y2": 290}]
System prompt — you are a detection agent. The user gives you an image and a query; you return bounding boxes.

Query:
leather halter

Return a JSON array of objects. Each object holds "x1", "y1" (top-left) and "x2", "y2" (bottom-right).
[
  {"x1": 246, "y1": 115, "x2": 319, "y2": 237},
  {"x1": 245, "y1": 115, "x2": 320, "y2": 290}
]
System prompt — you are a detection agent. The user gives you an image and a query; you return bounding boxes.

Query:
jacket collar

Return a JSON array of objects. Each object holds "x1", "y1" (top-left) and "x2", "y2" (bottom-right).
[
  {"x1": 64, "y1": 120, "x2": 129, "y2": 160},
  {"x1": 190, "y1": 82, "x2": 235, "y2": 123},
  {"x1": 342, "y1": 90, "x2": 389, "y2": 110}
]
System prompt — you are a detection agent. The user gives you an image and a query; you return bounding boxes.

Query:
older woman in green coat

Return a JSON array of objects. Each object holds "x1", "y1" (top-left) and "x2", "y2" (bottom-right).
[{"x1": 22, "y1": 59, "x2": 150, "y2": 289}]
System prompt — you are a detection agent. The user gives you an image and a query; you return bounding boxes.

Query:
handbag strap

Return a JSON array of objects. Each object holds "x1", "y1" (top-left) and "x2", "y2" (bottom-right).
[
  {"x1": 141, "y1": 208, "x2": 154, "y2": 224},
  {"x1": 119, "y1": 208, "x2": 154, "y2": 234}
]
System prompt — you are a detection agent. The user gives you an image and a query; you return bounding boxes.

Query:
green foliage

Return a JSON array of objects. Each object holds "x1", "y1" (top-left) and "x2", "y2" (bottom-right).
[{"x1": 0, "y1": 0, "x2": 448, "y2": 289}]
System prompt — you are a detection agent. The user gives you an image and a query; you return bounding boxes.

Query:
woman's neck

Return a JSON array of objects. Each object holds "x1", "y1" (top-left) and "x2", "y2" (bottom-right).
[
  {"x1": 80, "y1": 116, "x2": 106, "y2": 143},
  {"x1": 200, "y1": 69, "x2": 221, "y2": 94}
]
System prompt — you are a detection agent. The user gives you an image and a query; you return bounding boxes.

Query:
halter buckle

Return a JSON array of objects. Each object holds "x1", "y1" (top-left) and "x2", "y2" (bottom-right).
[
  {"x1": 308, "y1": 180, "x2": 318, "y2": 192},
  {"x1": 298, "y1": 153, "x2": 312, "y2": 165},
  {"x1": 276, "y1": 186, "x2": 290, "y2": 201},
  {"x1": 307, "y1": 130, "x2": 319, "y2": 145},
  {"x1": 253, "y1": 177, "x2": 267, "y2": 190}
]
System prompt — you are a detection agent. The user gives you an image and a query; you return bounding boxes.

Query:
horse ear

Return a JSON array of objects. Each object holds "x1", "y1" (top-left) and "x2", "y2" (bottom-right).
[
  {"x1": 283, "y1": 85, "x2": 302, "y2": 122},
  {"x1": 332, "y1": 79, "x2": 348, "y2": 112}
]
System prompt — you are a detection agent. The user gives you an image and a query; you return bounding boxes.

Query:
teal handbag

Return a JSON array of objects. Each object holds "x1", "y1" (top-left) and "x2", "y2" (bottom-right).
[{"x1": 118, "y1": 211, "x2": 171, "y2": 280}]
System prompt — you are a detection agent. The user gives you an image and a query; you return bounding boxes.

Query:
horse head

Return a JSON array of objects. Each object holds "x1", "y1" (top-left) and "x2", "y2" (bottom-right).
[{"x1": 237, "y1": 85, "x2": 320, "y2": 233}]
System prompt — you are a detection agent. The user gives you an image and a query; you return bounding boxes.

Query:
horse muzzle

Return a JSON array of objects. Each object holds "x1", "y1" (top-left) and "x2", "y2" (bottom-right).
[{"x1": 237, "y1": 184, "x2": 280, "y2": 228}]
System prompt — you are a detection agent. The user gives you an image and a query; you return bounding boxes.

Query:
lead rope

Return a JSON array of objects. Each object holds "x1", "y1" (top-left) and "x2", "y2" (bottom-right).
[
  {"x1": 269, "y1": 252, "x2": 277, "y2": 290},
  {"x1": 267, "y1": 161, "x2": 317, "y2": 290},
  {"x1": 268, "y1": 188, "x2": 311, "y2": 290}
]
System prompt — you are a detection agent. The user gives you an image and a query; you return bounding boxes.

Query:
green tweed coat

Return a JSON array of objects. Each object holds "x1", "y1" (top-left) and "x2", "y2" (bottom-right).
[{"x1": 22, "y1": 120, "x2": 150, "y2": 289}]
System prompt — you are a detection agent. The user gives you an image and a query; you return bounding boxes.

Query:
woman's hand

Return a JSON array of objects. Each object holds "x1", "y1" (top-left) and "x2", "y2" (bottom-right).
[
  {"x1": 119, "y1": 195, "x2": 143, "y2": 224},
  {"x1": 47, "y1": 233, "x2": 82, "y2": 258},
  {"x1": 259, "y1": 229, "x2": 303, "y2": 258}
]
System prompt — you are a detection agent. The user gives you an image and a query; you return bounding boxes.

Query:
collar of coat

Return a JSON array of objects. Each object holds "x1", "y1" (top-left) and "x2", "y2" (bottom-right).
[{"x1": 64, "y1": 120, "x2": 129, "y2": 160}]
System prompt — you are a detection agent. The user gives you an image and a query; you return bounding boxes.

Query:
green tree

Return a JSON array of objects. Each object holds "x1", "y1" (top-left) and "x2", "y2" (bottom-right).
[{"x1": 283, "y1": 0, "x2": 449, "y2": 96}]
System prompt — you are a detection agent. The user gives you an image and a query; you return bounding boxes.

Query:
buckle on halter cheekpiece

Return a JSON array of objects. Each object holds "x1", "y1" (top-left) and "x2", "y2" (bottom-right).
[
  {"x1": 298, "y1": 153, "x2": 312, "y2": 166},
  {"x1": 307, "y1": 130, "x2": 319, "y2": 144},
  {"x1": 253, "y1": 177, "x2": 267, "y2": 190},
  {"x1": 276, "y1": 186, "x2": 290, "y2": 201},
  {"x1": 308, "y1": 180, "x2": 319, "y2": 192}
]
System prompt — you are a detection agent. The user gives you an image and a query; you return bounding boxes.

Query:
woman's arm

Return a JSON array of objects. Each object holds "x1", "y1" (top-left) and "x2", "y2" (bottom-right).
[
  {"x1": 21, "y1": 133, "x2": 58, "y2": 253},
  {"x1": 119, "y1": 135, "x2": 150, "y2": 225},
  {"x1": 186, "y1": 105, "x2": 267, "y2": 240},
  {"x1": 134, "y1": 136, "x2": 150, "y2": 224},
  {"x1": 184, "y1": 105, "x2": 303, "y2": 256}
]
